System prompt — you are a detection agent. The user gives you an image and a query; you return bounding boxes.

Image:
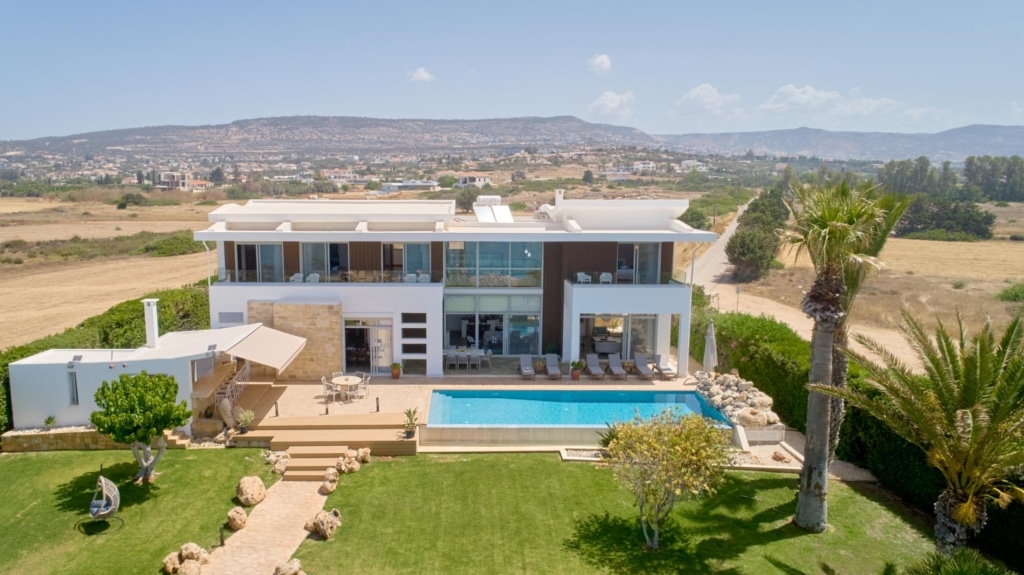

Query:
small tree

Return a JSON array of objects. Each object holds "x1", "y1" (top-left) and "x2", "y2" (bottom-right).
[
  {"x1": 90, "y1": 372, "x2": 190, "y2": 483},
  {"x1": 456, "y1": 188, "x2": 479, "y2": 212},
  {"x1": 210, "y1": 166, "x2": 225, "y2": 184},
  {"x1": 582, "y1": 170, "x2": 595, "y2": 184},
  {"x1": 679, "y1": 207, "x2": 709, "y2": 230},
  {"x1": 725, "y1": 227, "x2": 778, "y2": 281},
  {"x1": 364, "y1": 180, "x2": 382, "y2": 191},
  {"x1": 607, "y1": 410, "x2": 730, "y2": 549},
  {"x1": 437, "y1": 175, "x2": 457, "y2": 188}
]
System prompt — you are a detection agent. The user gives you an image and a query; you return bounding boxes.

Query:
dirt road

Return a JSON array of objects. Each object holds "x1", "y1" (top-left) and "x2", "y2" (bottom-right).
[{"x1": 0, "y1": 252, "x2": 210, "y2": 350}]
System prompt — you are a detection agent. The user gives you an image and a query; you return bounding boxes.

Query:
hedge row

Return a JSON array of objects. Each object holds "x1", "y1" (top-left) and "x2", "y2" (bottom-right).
[
  {"x1": 688, "y1": 308, "x2": 1022, "y2": 571},
  {"x1": 0, "y1": 286, "x2": 209, "y2": 432}
]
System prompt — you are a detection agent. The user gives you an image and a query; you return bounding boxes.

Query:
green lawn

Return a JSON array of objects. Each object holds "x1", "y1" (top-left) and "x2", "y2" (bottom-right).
[
  {"x1": 0, "y1": 448, "x2": 275, "y2": 575},
  {"x1": 295, "y1": 453, "x2": 934, "y2": 574}
]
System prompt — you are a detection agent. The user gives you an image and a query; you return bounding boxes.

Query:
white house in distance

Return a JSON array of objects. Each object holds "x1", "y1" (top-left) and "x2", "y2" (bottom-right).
[
  {"x1": 192, "y1": 191, "x2": 715, "y2": 377},
  {"x1": 454, "y1": 176, "x2": 491, "y2": 188},
  {"x1": 7, "y1": 299, "x2": 306, "y2": 431}
]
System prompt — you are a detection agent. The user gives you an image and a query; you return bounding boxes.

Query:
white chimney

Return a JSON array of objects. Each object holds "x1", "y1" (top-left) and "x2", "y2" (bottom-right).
[{"x1": 143, "y1": 298, "x2": 159, "y2": 348}]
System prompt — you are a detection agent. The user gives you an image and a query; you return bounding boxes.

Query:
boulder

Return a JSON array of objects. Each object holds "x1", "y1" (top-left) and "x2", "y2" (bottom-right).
[
  {"x1": 320, "y1": 479, "x2": 337, "y2": 495},
  {"x1": 772, "y1": 450, "x2": 792, "y2": 463},
  {"x1": 766, "y1": 411, "x2": 781, "y2": 425},
  {"x1": 345, "y1": 449, "x2": 358, "y2": 460},
  {"x1": 218, "y1": 397, "x2": 236, "y2": 428},
  {"x1": 236, "y1": 476, "x2": 267, "y2": 506},
  {"x1": 162, "y1": 552, "x2": 180, "y2": 574},
  {"x1": 227, "y1": 506, "x2": 248, "y2": 530},
  {"x1": 324, "y1": 467, "x2": 339, "y2": 482},
  {"x1": 178, "y1": 560, "x2": 201, "y2": 575},
  {"x1": 272, "y1": 458, "x2": 289, "y2": 475},
  {"x1": 357, "y1": 447, "x2": 372, "y2": 463},
  {"x1": 736, "y1": 407, "x2": 769, "y2": 428},
  {"x1": 737, "y1": 380, "x2": 754, "y2": 392},
  {"x1": 304, "y1": 508, "x2": 342, "y2": 540},
  {"x1": 178, "y1": 543, "x2": 204, "y2": 562},
  {"x1": 274, "y1": 558, "x2": 306, "y2": 575}
]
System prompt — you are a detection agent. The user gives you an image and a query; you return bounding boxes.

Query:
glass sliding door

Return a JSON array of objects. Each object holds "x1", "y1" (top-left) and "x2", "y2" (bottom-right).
[
  {"x1": 626, "y1": 315, "x2": 657, "y2": 360},
  {"x1": 507, "y1": 315, "x2": 540, "y2": 355},
  {"x1": 258, "y1": 244, "x2": 284, "y2": 283},
  {"x1": 404, "y1": 243, "x2": 430, "y2": 277},
  {"x1": 328, "y1": 243, "x2": 348, "y2": 281},
  {"x1": 236, "y1": 244, "x2": 258, "y2": 282},
  {"x1": 302, "y1": 243, "x2": 328, "y2": 279},
  {"x1": 635, "y1": 243, "x2": 660, "y2": 284}
]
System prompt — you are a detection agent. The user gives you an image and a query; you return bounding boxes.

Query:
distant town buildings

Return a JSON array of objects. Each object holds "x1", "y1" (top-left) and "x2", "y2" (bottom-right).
[
  {"x1": 455, "y1": 176, "x2": 491, "y2": 188},
  {"x1": 381, "y1": 180, "x2": 440, "y2": 193},
  {"x1": 155, "y1": 172, "x2": 193, "y2": 191}
]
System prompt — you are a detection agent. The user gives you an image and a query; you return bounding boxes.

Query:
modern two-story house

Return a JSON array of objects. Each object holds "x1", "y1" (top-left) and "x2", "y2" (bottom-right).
[{"x1": 193, "y1": 190, "x2": 715, "y2": 377}]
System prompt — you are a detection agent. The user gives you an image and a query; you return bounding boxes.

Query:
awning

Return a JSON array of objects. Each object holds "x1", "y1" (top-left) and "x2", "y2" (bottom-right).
[{"x1": 226, "y1": 325, "x2": 306, "y2": 373}]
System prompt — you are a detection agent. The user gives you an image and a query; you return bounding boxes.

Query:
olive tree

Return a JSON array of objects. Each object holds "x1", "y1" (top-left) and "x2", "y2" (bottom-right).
[
  {"x1": 607, "y1": 410, "x2": 730, "y2": 549},
  {"x1": 90, "y1": 371, "x2": 190, "y2": 483}
]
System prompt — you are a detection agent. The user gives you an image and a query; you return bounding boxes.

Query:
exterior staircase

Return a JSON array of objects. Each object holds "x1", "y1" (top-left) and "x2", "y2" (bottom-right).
[{"x1": 229, "y1": 412, "x2": 415, "y2": 481}]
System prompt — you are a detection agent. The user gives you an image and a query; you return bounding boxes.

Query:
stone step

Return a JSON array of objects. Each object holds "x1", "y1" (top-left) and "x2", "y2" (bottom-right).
[
  {"x1": 286, "y1": 445, "x2": 349, "y2": 458},
  {"x1": 252, "y1": 412, "x2": 406, "y2": 431},
  {"x1": 264, "y1": 429, "x2": 415, "y2": 456}
]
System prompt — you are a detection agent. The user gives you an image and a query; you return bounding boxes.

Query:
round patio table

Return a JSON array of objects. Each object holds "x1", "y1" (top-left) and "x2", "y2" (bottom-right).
[{"x1": 331, "y1": 375, "x2": 362, "y2": 400}]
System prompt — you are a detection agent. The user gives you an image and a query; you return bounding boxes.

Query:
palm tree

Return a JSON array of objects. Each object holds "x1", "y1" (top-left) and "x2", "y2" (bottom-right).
[
  {"x1": 783, "y1": 182, "x2": 887, "y2": 532},
  {"x1": 810, "y1": 311, "x2": 1024, "y2": 552},
  {"x1": 828, "y1": 189, "x2": 909, "y2": 460}
]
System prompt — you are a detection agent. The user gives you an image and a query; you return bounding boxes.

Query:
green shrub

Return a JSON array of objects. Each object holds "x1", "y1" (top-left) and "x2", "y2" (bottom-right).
[
  {"x1": 996, "y1": 283, "x2": 1024, "y2": 302},
  {"x1": 902, "y1": 230, "x2": 982, "y2": 241},
  {"x1": 679, "y1": 207, "x2": 709, "y2": 230},
  {"x1": 993, "y1": 201, "x2": 1010, "y2": 207},
  {"x1": 134, "y1": 231, "x2": 205, "y2": 257},
  {"x1": 770, "y1": 259, "x2": 785, "y2": 270},
  {"x1": 1, "y1": 239, "x2": 28, "y2": 251},
  {"x1": 1009, "y1": 234, "x2": 1024, "y2": 242},
  {"x1": 725, "y1": 227, "x2": 779, "y2": 282},
  {"x1": 952, "y1": 280, "x2": 966, "y2": 289},
  {"x1": 195, "y1": 200, "x2": 219, "y2": 206},
  {"x1": 903, "y1": 547, "x2": 1015, "y2": 575}
]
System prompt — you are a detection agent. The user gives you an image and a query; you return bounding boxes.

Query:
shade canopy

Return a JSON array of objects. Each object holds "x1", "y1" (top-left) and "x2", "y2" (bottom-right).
[
  {"x1": 226, "y1": 325, "x2": 306, "y2": 372},
  {"x1": 703, "y1": 320, "x2": 718, "y2": 375}
]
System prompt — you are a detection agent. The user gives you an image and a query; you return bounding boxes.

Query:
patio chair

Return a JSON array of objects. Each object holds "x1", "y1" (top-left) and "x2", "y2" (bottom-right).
[
  {"x1": 469, "y1": 349, "x2": 482, "y2": 370},
  {"x1": 518, "y1": 355, "x2": 535, "y2": 379},
  {"x1": 332, "y1": 371, "x2": 345, "y2": 380},
  {"x1": 404, "y1": 273, "x2": 418, "y2": 283},
  {"x1": 290, "y1": 272, "x2": 304, "y2": 283},
  {"x1": 482, "y1": 349, "x2": 492, "y2": 368},
  {"x1": 607, "y1": 353, "x2": 628, "y2": 380},
  {"x1": 652, "y1": 354, "x2": 677, "y2": 380},
  {"x1": 545, "y1": 354, "x2": 562, "y2": 380},
  {"x1": 417, "y1": 273, "x2": 431, "y2": 283},
  {"x1": 306, "y1": 273, "x2": 320, "y2": 283},
  {"x1": 599, "y1": 272, "x2": 613, "y2": 284},
  {"x1": 458, "y1": 352, "x2": 469, "y2": 370},
  {"x1": 633, "y1": 354, "x2": 655, "y2": 380},
  {"x1": 446, "y1": 350, "x2": 458, "y2": 370},
  {"x1": 89, "y1": 475, "x2": 120, "y2": 521},
  {"x1": 576, "y1": 272, "x2": 591, "y2": 284},
  {"x1": 350, "y1": 377, "x2": 368, "y2": 400},
  {"x1": 322, "y1": 376, "x2": 343, "y2": 403},
  {"x1": 585, "y1": 354, "x2": 605, "y2": 380}
]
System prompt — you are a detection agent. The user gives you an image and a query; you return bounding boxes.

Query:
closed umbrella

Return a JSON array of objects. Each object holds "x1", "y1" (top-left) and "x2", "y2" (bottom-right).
[{"x1": 703, "y1": 320, "x2": 718, "y2": 375}]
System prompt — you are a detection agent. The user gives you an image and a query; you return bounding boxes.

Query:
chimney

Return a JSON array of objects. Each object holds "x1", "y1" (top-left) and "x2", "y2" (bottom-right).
[{"x1": 143, "y1": 298, "x2": 159, "y2": 348}]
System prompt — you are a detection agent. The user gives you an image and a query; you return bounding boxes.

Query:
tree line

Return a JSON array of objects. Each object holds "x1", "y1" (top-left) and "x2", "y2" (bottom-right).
[{"x1": 877, "y1": 155, "x2": 1024, "y2": 202}]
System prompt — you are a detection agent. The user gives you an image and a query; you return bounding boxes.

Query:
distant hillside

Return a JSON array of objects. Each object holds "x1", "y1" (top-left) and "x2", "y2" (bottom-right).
[
  {"x1": 0, "y1": 116, "x2": 656, "y2": 156},
  {"x1": 655, "y1": 125, "x2": 1024, "y2": 162},
  {"x1": 2, "y1": 116, "x2": 1023, "y2": 161}
]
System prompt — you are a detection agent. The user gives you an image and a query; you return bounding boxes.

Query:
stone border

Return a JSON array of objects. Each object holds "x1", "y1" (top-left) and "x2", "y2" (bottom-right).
[{"x1": 1, "y1": 427, "x2": 126, "y2": 452}]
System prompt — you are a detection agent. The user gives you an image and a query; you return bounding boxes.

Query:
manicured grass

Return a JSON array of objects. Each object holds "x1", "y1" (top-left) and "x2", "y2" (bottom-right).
[
  {"x1": 0, "y1": 448, "x2": 275, "y2": 575},
  {"x1": 295, "y1": 453, "x2": 934, "y2": 574}
]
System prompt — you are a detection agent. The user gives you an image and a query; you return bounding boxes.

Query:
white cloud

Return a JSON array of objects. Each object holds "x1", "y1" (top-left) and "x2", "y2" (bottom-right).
[
  {"x1": 588, "y1": 91, "x2": 634, "y2": 120},
  {"x1": 677, "y1": 83, "x2": 741, "y2": 115},
  {"x1": 754, "y1": 84, "x2": 953, "y2": 129},
  {"x1": 759, "y1": 84, "x2": 841, "y2": 113},
  {"x1": 588, "y1": 54, "x2": 611, "y2": 74},
  {"x1": 408, "y1": 67, "x2": 435, "y2": 83}
]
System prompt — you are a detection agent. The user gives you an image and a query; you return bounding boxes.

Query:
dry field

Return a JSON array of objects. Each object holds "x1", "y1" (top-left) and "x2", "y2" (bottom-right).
[
  {"x1": 982, "y1": 201, "x2": 1024, "y2": 237},
  {"x1": 741, "y1": 237, "x2": 1024, "y2": 332}
]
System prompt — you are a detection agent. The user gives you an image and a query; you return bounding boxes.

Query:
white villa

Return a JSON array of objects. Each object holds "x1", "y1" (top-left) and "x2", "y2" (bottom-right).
[{"x1": 191, "y1": 191, "x2": 714, "y2": 378}]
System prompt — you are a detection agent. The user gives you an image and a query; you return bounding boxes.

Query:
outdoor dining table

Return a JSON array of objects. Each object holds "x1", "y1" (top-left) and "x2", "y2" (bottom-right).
[{"x1": 331, "y1": 375, "x2": 362, "y2": 400}]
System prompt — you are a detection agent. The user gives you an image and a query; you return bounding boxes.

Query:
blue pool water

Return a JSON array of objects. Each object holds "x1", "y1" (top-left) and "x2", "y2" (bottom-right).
[{"x1": 427, "y1": 389, "x2": 731, "y2": 427}]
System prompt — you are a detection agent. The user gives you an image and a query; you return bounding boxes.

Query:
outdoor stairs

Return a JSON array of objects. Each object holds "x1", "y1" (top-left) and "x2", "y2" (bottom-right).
[
  {"x1": 230, "y1": 412, "x2": 415, "y2": 481},
  {"x1": 163, "y1": 429, "x2": 190, "y2": 449}
]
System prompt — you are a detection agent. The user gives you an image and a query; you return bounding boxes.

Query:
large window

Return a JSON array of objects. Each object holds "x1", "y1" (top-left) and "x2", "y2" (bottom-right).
[
  {"x1": 616, "y1": 243, "x2": 661, "y2": 284},
  {"x1": 302, "y1": 243, "x2": 349, "y2": 281},
  {"x1": 236, "y1": 243, "x2": 283, "y2": 282},
  {"x1": 384, "y1": 243, "x2": 430, "y2": 281},
  {"x1": 445, "y1": 241, "x2": 541, "y2": 288},
  {"x1": 444, "y1": 294, "x2": 542, "y2": 355}
]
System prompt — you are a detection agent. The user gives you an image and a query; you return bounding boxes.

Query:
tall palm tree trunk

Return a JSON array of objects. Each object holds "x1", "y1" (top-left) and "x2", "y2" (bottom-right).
[
  {"x1": 828, "y1": 327, "x2": 849, "y2": 462},
  {"x1": 794, "y1": 320, "x2": 836, "y2": 532}
]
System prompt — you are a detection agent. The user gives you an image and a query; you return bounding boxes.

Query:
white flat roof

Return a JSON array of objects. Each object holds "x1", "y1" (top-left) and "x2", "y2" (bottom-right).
[{"x1": 210, "y1": 199, "x2": 456, "y2": 220}]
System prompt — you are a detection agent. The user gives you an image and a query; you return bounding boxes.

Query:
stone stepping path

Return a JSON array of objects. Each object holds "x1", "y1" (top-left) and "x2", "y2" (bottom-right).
[{"x1": 204, "y1": 480, "x2": 325, "y2": 575}]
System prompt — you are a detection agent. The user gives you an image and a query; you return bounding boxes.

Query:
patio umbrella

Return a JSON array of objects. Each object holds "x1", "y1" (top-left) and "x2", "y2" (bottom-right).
[{"x1": 702, "y1": 320, "x2": 718, "y2": 375}]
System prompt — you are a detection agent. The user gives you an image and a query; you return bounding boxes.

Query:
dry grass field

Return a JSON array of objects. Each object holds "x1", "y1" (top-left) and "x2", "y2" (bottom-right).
[
  {"x1": 741, "y1": 237, "x2": 1024, "y2": 332},
  {"x1": 983, "y1": 201, "x2": 1024, "y2": 237}
]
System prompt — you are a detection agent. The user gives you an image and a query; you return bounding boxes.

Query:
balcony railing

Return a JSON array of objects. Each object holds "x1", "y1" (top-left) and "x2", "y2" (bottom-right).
[
  {"x1": 569, "y1": 270, "x2": 686, "y2": 285},
  {"x1": 445, "y1": 269, "x2": 542, "y2": 288},
  {"x1": 217, "y1": 268, "x2": 444, "y2": 284}
]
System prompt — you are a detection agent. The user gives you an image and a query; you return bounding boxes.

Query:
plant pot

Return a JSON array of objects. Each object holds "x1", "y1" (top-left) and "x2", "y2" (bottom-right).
[
  {"x1": 404, "y1": 428, "x2": 415, "y2": 439},
  {"x1": 391, "y1": 368, "x2": 401, "y2": 379},
  {"x1": 570, "y1": 369, "x2": 581, "y2": 381},
  {"x1": 239, "y1": 425, "x2": 248, "y2": 434}
]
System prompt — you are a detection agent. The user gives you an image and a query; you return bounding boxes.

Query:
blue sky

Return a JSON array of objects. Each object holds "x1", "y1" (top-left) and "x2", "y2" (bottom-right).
[{"x1": 2, "y1": 0, "x2": 1022, "y2": 140}]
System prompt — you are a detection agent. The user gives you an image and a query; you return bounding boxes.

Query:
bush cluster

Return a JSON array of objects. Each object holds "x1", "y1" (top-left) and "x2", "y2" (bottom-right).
[
  {"x1": 687, "y1": 303, "x2": 1024, "y2": 571},
  {"x1": 996, "y1": 283, "x2": 1024, "y2": 302},
  {"x1": 725, "y1": 189, "x2": 789, "y2": 282},
  {"x1": 134, "y1": 231, "x2": 205, "y2": 257}
]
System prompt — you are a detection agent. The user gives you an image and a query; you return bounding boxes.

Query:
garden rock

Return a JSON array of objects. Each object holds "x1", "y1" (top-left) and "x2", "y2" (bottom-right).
[
  {"x1": 218, "y1": 397, "x2": 236, "y2": 428},
  {"x1": 304, "y1": 508, "x2": 342, "y2": 540},
  {"x1": 236, "y1": 476, "x2": 267, "y2": 506},
  {"x1": 162, "y1": 552, "x2": 180, "y2": 574},
  {"x1": 274, "y1": 558, "x2": 307, "y2": 575},
  {"x1": 345, "y1": 449, "x2": 358, "y2": 460},
  {"x1": 178, "y1": 543, "x2": 204, "y2": 562},
  {"x1": 695, "y1": 373, "x2": 782, "y2": 430},
  {"x1": 336, "y1": 455, "x2": 361, "y2": 474},
  {"x1": 178, "y1": 560, "x2": 201, "y2": 575},
  {"x1": 357, "y1": 447, "x2": 372, "y2": 463},
  {"x1": 321, "y1": 467, "x2": 339, "y2": 495},
  {"x1": 772, "y1": 450, "x2": 792, "y2": 463},
  {"x1": 272, "y1": 458, "x2": 288, "y2": 475},
  {"x1": 736, "y1": 407, "x2": 768, "y2": 427},
  {"x1": 227, "y1": 506, "x2": 247, "y2": 530}
]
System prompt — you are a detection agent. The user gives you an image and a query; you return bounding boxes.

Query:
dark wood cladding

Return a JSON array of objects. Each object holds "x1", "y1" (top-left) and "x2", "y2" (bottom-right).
[
  {"x1": 542, "y1": 242, "x2": 564, "y2": 349},
  {"x1": 283, "y1": 242, "x2": 300, "y2": 274},
  {"x1": 224, "y1": 241, "x2": 235, "y2": 274},
  {"x1": 562, "y1": 242, "x2": 617, "y2": 276},
  {"x1": 430, "y1": 242, "x2": 443, "y2": 277},
  {"x1": 349, "y1": 241, "x2": 382, "y2": 272},
  {"x1": 660, "y1": 242, "x2": 674, "y2": 279}
]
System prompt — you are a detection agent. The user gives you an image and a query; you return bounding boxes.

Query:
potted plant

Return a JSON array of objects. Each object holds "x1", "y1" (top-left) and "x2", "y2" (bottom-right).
[
  {"x1": 44, "y1": 415, "x2": 55, "y2": 430},
  {"x1": 570, "y1": 360, "x2": 584, "y2": 381},
  {"x1": 236, "y1": 409, "x2": 255, "y2": 434},
  {"x1": 391, "y1": 362, "x2": 403, "y2": 379},
  {"x1": 403, "y1": 408, "x2": 418, "y2": 438}
]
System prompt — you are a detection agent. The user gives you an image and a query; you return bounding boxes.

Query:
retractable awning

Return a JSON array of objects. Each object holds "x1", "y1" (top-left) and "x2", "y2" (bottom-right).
[{"x1": 226, "y1": 325, "x2": 306, "y2": 373}]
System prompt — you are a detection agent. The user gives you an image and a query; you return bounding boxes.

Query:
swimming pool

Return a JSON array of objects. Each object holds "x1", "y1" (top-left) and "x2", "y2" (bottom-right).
[{"x1": 427, "y1": 389, "x2": 730, "y2": 427}]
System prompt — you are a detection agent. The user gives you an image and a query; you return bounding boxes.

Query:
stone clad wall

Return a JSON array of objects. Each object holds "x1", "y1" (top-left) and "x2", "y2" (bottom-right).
[
  {"x1": 245, "y1": 300, "x2": 343, "y2": 381},
  {"x1": 1, "y1": 429, "x2": 125, "y2": 452}
]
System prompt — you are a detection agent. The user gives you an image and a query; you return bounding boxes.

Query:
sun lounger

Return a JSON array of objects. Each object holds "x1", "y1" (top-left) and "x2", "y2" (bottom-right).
[
  {"x1": 607, "y1": 353, "x2": 628, "y2": 379},
  {"x1": 633, "y1": 353, "x2": 655, "y2": 380},
  {"x1": 652, "y1": 354, "x2": 677, "y2": 380},
  {"x1": 545, "y1": 354, "x2": 562, "y2": 380},
  {"x1": 585, "y1": 353, "x2": 605, "y2": 380},
  {"x1": 518, "y1": 355, "x2": 535, "y2": 379}
]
